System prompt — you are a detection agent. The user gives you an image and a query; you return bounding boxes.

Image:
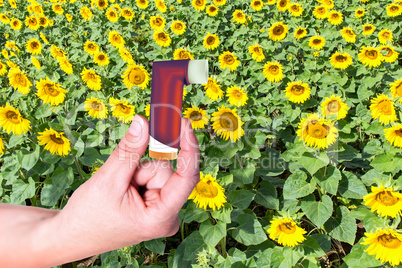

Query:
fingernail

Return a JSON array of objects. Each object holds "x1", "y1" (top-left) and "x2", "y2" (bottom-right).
[{"x1": 128, "y1": 115, "x2": 143, "y2": 136}]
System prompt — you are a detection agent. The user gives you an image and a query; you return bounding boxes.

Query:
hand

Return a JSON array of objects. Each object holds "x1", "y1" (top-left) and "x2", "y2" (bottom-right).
[{"x1": 33, "y1": 115, "x2": 200, "y2": 266}]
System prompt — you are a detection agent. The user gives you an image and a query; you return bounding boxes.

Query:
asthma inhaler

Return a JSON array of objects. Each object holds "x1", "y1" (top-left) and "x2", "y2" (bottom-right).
[{"x1": 149, "y1": 59, "x2": 208, "y2": 160}]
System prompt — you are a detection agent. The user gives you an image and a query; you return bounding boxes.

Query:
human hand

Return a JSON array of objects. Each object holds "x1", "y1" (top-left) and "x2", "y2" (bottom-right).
[{"x1": 37, "y1": 115, "x2": 200, "y2": 265}]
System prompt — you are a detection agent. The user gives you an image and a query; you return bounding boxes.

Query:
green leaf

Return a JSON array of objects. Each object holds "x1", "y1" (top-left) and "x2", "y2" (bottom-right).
[
  {"x1": 231, "y1": 163, "x2": 256, "y2": 185},
  {"x1": 210, "y1": 203, "x2": 233, "y2": 223},
  {"x1": 79, "y1": 147, "x2": 101, "y2": 167},
  {"x1": 323, "y1": 206, "x2": 357, "y2": 245},
  {"x1": 228, "y1": 189, "x2": 255, "y2": 210},
  {"x1": 301, "y1": 194, "x2": 333, "y2": 228},
  {"x1": 8, "y1": 134, "x2": 24, "y2": 148},
  {"x1": 270, "y1": 247, "x2": 304, "y2": 268},
  {"x1": 41, "y1": 167, "x2": 74, "y2": 207},
  {"x1": 283, "y1": 170, "x2": 316, "y2": 200},
  {"x1": 300, "y1": 152, "x2": 329, "y2": 175},
  {"x1": 34, "y1": 104, "x2": 52, "y2": 119},
  {"x1": 144, "y1": 238, "x2": 165, "y2": 255},
  {"x1": 338, "y1": 171, "x2": 368, "y2": 199},
  {"x1": 255, "y1": 180, "x2": 279, "y2": 210},
  {"x1": 17, "y1": 144, "x2": 40, "y2": 171},
  {"x1": 199, "y1": 220, "x2": 226, "y2": 247},
  {"x1": 231, "y1": 213, "x2": 267, "y2": 246},
  {"x1": 370, "y1": 153, "x2": 396, "y2": 173},
  {"x1": 297, "y1": 236, "x2": 326, "y2": 258},
  {"x1": 10, "y1": 177, "x2": 36, "y2": 205},
  {"x1": 183, "y1": 201, "x2": 209, "y2": 223},
  {"x1": 343, "y1": 238, "x2": 383, "y2": 268},
  {"x1": 172, "y1": 231, "x2": 207, "y2": 268},
  {"x1": 313, "y1": 166, "x2": 341, "y2": 195}
]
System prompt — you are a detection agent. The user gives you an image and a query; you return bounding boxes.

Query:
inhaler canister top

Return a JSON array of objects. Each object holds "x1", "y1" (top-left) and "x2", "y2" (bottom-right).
[{"x1": 149, "y1": 59, "x2": 208, "y2": 160}]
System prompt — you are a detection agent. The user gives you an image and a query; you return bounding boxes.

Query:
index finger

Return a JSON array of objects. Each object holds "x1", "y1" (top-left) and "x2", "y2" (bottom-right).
[{"x1": 159, "y1": 118, "x2": 200, "y2": 214}]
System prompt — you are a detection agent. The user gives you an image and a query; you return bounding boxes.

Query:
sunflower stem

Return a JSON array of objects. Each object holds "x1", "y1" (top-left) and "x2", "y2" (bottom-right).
[
  {"x1": 74, "y1": 157, "x2": 85, "y2": 181},
  {"x1": 180, "y1": 220, "x2": 185, "y2": 241},
  {"x1": 219, "y1": 236, "x2": 227, "y2": 257}
]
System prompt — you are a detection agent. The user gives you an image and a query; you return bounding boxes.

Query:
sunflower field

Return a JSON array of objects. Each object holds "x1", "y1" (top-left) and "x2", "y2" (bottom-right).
[{"x1": 1, "y1": 0, "x2": 402, "y2": 266}]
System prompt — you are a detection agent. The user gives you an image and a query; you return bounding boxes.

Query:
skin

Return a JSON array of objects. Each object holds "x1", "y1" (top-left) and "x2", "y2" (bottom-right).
[{"x1": 0, "y1": 115, "x2": 200, "y2": 268}]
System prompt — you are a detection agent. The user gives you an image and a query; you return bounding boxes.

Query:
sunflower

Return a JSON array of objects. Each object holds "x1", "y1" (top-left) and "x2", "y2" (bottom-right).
[
  {"x1": 150, "y1": 15, "x2": 165, "y2": 30},
  {"x1": 173, "y1": 48, "x2": 194, "y2": 60},
  {"x1": 322, "y1": 0, "x2": 334, "y2": 8},
  {"x1": 188, "y1": 172, "x2": 226, "y2": 210},
  {"x1": 81, "y1": 67, "x2": 102, "y2": 91},
  {"x1": 37, "y1": 128, "x2": 71, "y2": 156},
  {"x1": 284, "y1": 81, "x2": 311, "y2": 104},
  {"x1": 355, "y1": 8, "x2": 365, "y2": 18},
  {"x1": 263, "y1": 61, "x2": 283, "y2": 83},
  {"x1": 268, "y1": 217, "x2": 306, "y2": 247},
  {"x1": 136, "y1": 0, "x2": 148, "y2": 9},
  {"x1": 288, "y1": 3, "x2": 303, "y2": 16},
  {"x1": 50, "y1": 45, "x2": 66, "y2": 59},
  {"x1": 0, "y1": 13, "x2": 9, "y2": 23},
  {"x1": 6, "y1": 61, "x2": 18, "y2": 69},
  {"x1": 213, "y1": 0, "x2": 226, "y2": 6},
  {"x1": 362, "y1": 229, "x2": 402, "y2": 266},
  {"x1": 0, "y1": 104, "x2": 30, "y2": 135},
  {"x1": 121, "y1": 8, "x2": 134, "y2": 20},
  {"x1": 248, "y1": 43, "x2": 265, "y2": 62},
  {"x1": 225, "y1": 86, "x2": 248, "y2": 107},
  {"x1": 251, "y1": 0, "x2": 263, "y2": 11},
  {"x1": 381, "y1": 45, "x2": 399, "y2": 63},
  {"x1": 0, "y1": 137, "x2": 4, "y2": 154},
  {"x1": 83, "y1": 41, "x2": 99, "y2": 56},
  {"x1": 340, "y1": 27, "x2": 356, "y2": 43},
  {"x1": 96, "y1": 0, "x2": 108, "y2": 9},
  {"x1": 204, "y1": 77, "x2": 223, "y2": 100},
  {"x1": 8, "y1": 68, "x2": 32, "y2": 94},
  {"x1": 206, "y1": 5, "x2": 219, "y2": 16},
  {"x1": 36, "y1": 77, "x2": 67, "y2": 106},
  {"x1": 387, "y1": 3, "x2": 402, "y2": 17},
  {"x1": 38, "y1": 16, "x2": 49, "y2": 27},
  {"x1": 31, "y1": 56, "x2": 41, "y2": 70},
  {"x1": 80, "y1": 6, "x2": 92, "y2": 21},
  {"x1": 330, "y1": 52, "x2": 352, "y2": 70},
  {"x1": 297, "y1": 113, "x2": 338, "y2": 149},
  {"x1": 321, "y1": 95, "x2": 349, "y2": 120},
  {"x1": 171, "y1": 20, "x2": 186, "y2": 35},
  {"x1": 119, "y1": 48, "x2": 133, "y2": 63},
  {"x1": 25, "y1": 16, "x2": 40, "y2": 30},
  {"x1": 267, "y1": 0, "x2": 276, "y2": 5},
  {"x1": 203, "y1": 33, "x2": 219, "y2": 50},
  {"x1": 26, "y1": 38, "x2": 42, "y2": 55},
  {"x1": 219, "y1": 51, "x2": 240, "y2": 72},
  {"x1": 153, "y1": 30, "x2": 171, "y2": 47},
  {"x1": 358, "y1": 46, "x2": 383, "y2": 67},
  {"x1": 40, "y1": 32, "x2": 49, "y2": 44},
  {"x1": 370, "y1": 94, "x2": 398, "y2": 125},
  {"x1": 390, "y1": 79, "x2": 402, "y2": 100},
  {"x1": 294, "y1": 27, "x2": 307, "y2": 39},
  {"x1": 327, "y1": 10, "x2": 343, "y2": 25},
  {"x1": 155, "y1": 0, "x2": 167, "y2": 12},
  {"x1": 183, "y1": 106, "x2": 209, "y2": 130},
  {"x1": 65, "y1": 14, "x2": 72, "y2": 22},
  {"x1": 110, "y1": 3, "x2": 121, "y2": 12},
  {"x1": 313, "y1": 5, "x2": 327, "y2": 19},
  {"x1": 105, "y1": 8, "x2": 118, "y2": 22},
  {"x1": 52, "y1": 3, "x2": 64, "y2": 15},
  {"x1": 84, "y1": 97, "x2": 108, "y2": 119},
  {"x1": 309, "y1": 36, "x2": 325, "y2": 50},
  {"x1": 0, "y1": 61, "x2": 7, "y2": 75},
  {"x1": 109, "y1": 97, "x2": 135, "y2": 123},
  {"x1": 276, "y1": 0, "x2": 289, "y2": 11},
  {"x1": 122, "y1": 64, "x2": 150, "y2": 89},
  {"x1": 211, "y1": 106, "x2": 244, "y2": 142},
  {"x1": 9, "y1": 0, "x2": 16, "y2": 8},
  {"x1": 192, "y1": 0, "x2": 206, "y2": 11},
  {"x1": 108, "y1": 31, "x2": 125, "y2": 49},
  {"x1": 233, "y1": 9, "x2": 247, "y2": 24},
  {"x1": 378, "y1": 29, "x2": 393, "y2": 45},
  {"x1": 58, "y1": 57, "x2": 73, "y2": 74},
  {"x1": 10, "y1": 18, "x2": 21, "y2": 30},
  {"x1": 269, "y1": 21, "x2": 288, "y2": 41},
  {"x1": 93, "y1": 51, "x2": 109, "y2": 66},
  {"x1": 385, "y1": 124, "x2": 402, "y2": 148}
]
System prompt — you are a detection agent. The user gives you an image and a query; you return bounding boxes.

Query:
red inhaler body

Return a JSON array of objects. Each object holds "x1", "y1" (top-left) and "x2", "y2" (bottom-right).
[{"x1": 149, "y1": 59, "x2": 208, "y2": 160}]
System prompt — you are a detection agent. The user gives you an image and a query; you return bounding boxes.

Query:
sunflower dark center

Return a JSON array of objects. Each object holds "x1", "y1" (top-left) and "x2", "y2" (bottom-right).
[
  {"x1": 219, "y1": 112, "x2": 238, "y2": 131},
  {"x1": 44, "y1": 83, "x2": 60, "y2": 96},
  {"x1": 224, "y1": 55, "x2": 234, "y2": 64},
  {"x1": 278, "y1": 222, "x2": 296, "y2": 234},
  {"x1": 317, "y1": 7, "x2": 325, "y2": 14},
  {"x1": 291, "y1": 85, "x2": 305, "y2": 95},
  {"x1": 91, "y1": 102, "x2": 103, "y2": 111},
  {"x1": 50, "y1": 134, "x2": 65, "y2": 144},
  {"x1": 378, "y1": 100, "x2": 392, "y2": 115},
  {"x1": 327, "y1": 100, "x2": 340, "y2": 113},
  {"x1": 269, "y1": 65, "x2": 279, "y2": 75},
  {"x1": 129, "y1": 68, "x2": 145, "y2": 84},
  {"x1": 189, "y1": 111, "x2": 202, "y2": 121},
  {"x1": 274, "y1": 25, "x2": 284, "y2": 35},
  {"x1": 117, "y1": 104, "x2": 130, "y2": 114},
  {"x1": 6, "y1": 111, "x2": 20, "y2": 123},
  {"x1": 336, "y1": 55, "x2": 347, "y2": 62},
  {"x1": 16, "y1": 73, "x2": 27, "y2": 86},
  {"x1": 376, "y1": 191, "x2": 399, "y2": 206},
  {"x1": 207, "y1": 36, "x2": 215, "y2": 45},
  {"x1": 377, "y1": 234, "x2": 402, "y2": 249},
  {"x1": 158, "y1": 33, "x2": 167, "y2": 41},
  {"x1": 196, "y1": 180, "x2": 218, "y2": 198},
  {"x1": 313, "y1": 38, "x2": 321, "y2": 44},
  {"x1": 365, "y1": 50, "x2": 378, "y2": 60},
  {"x1": 306, "y1": 121, "x2": 329, "y2": 139}
]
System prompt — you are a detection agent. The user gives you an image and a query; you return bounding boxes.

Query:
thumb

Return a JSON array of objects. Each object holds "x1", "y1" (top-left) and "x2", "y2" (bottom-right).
[{"x1": 98, "y1": 115, "x2": 149, "y2": 190}]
